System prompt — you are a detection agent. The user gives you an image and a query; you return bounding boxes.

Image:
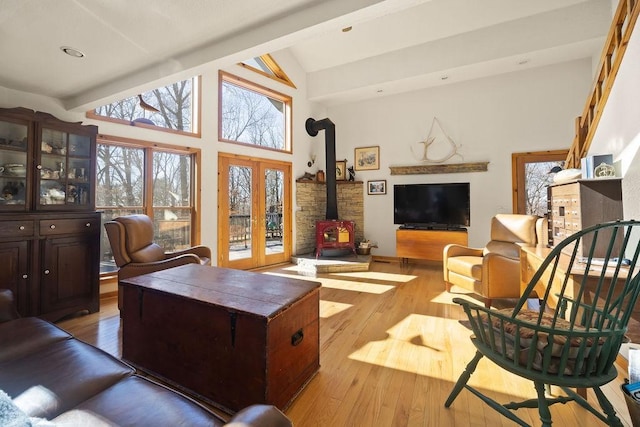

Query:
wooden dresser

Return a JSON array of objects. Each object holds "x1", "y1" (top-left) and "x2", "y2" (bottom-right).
[{"x1": 548, "y1": 178, "x2": 622, "y2": 257}]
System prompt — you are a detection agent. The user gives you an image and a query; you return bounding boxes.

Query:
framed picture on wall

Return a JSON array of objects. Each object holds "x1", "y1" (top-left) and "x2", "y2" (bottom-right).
[
  {"x1": 355, "y1": 146, "x2": 380, "y2": 171},
  {"x1": 367, "y1": 180, "x2": 386, "y2": 195},
  {"x1": 336, "y1": 160, "x2": 347, "y2": 180}
]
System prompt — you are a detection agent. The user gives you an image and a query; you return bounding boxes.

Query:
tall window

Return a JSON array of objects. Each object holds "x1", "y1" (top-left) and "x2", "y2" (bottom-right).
[
  {"x1": 87, "y1": 77, "x2": 201, "y2": 136},
  {"x1": 512, "y1": 150, "x2": 567, "y2": 215},
  {"x1": 97, "y1": 136, "x2": 200, "y2": 273},
  {"x1": 219, "y1": 71, "x2": 292, "y2": 153}
]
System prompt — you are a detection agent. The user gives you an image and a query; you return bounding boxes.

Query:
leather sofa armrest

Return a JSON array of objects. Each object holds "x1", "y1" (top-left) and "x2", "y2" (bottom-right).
[
  {"x1": 226, "y1": 404, "x2": 292, "y2": 427},
  {"x1": 443, "y1": 244, "x2": 483, "y2": 259},
  {"x1": 118, "y1": 254, "x2": 201, "y2": 280},
  {"x1": 165, "y1": 245, "x2": 212, "y2": 262},
  {"x1": 481, "y1": 253, "x2": 521, "y2": 297},
  {"x1": 0, "y1": 289, "x2": 20, "y2": 323}
]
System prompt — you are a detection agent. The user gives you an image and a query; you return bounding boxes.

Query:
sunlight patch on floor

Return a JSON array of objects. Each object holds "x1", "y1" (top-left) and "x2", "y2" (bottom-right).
[
  {"x1": 319, "y1": 299, "x2": 353, "y2": 318},
  {"x1": 349, "y1": 313, "x2": 453, "y2": 375},
  {"x1": 347, "y1": 313, "x2": 532, "y2": 398},
  {"x1": 262, "y1": 271, "x2": 395, "y2": 294},
  {"x1": 320, "y1": 277, "x2": 396, "y2": 294},
  {"x1": 430, "y1": 290, "x2": 476, "y2": 305},
  {"x1": 328, "y1": 271, "x2": 417, "y2": 283}
]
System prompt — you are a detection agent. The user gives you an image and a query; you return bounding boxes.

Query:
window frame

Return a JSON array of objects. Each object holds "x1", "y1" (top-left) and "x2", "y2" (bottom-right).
[
  {"x1": 86, "y1": 76, "x2": 202, "y2": 138},
  {"x1": 511, "y1": 149, "x2": 568, "y2": 214},
  {"x1": 96, "y1": 134, "x2": 203, "y2": 277},
  {"x1": 218, "y1": 71, "x2": 292, "y2": 154},
  {"x1": 238, "y1": 54, "x2": 296, "y2": 89}
]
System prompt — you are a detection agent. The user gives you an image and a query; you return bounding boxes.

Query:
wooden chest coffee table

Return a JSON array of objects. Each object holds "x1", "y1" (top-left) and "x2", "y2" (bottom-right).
[{"x1": 119, "y1": 263, "x2": 320, "y2": 412}]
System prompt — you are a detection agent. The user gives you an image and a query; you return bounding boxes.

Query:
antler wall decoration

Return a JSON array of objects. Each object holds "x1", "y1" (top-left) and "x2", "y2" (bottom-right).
[{"x1": 411, "y1": 117, "x2": 461, "y2": 163}]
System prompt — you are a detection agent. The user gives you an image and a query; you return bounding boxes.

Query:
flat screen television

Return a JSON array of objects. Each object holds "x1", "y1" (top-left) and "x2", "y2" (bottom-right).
[{"x1": 394, "y1": 182, "x2": 470, "y2": 229}]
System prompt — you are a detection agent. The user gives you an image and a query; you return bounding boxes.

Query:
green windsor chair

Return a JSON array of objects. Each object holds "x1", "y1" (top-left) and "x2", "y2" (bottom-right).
[{"x1": 444, "y1": 220, "x2": 640, "y2": 426}]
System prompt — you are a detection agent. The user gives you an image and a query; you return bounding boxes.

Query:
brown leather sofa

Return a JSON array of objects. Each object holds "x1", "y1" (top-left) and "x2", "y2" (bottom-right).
[
  {"x1": 0, "y1": 289, "x2": 292, "y2": 427},
  {"x1": 443, "y1": 214, "x2": 547, "y2": 308}
]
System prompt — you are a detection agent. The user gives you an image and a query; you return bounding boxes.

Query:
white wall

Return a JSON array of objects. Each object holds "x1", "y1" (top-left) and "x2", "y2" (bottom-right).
[
  {"x1": 326, "y1": 59, "x2": 593, "y2": 255},
  {"x1": 0, "y1": 48, "x2": 322, "y2": 264}
]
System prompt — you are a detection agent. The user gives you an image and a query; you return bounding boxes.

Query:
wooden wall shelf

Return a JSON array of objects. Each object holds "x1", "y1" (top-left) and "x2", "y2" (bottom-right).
[{"x1": 389, "y1": 162, "x2": 489, "y2": 175}]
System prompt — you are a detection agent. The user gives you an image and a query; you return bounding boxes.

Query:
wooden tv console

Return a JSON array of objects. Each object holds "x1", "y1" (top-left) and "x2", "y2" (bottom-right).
[{"x1": 396, "y1": 228, "x2": 468, "y2": 263}]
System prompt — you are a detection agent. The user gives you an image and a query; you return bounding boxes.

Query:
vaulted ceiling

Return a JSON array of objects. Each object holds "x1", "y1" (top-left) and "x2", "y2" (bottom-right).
[{"x1": 0, "y1": 0, "x2": 611, "y2": 111}]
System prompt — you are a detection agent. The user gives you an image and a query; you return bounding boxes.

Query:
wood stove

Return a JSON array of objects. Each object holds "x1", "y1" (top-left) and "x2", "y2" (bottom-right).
[
  {"x1": 315, "y1": 220, "x2": 356, "y2": 257},
  {"x1": 306, "y1": 117, "x2": 357, "y2": 258}
]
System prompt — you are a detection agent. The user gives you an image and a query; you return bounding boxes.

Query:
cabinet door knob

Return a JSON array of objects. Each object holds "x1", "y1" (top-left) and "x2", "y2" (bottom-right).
[
  {"x1": 85, "y1": 222, "x2": 91, "y2": 227},
  {"x1": 50, "y1": 224, "x2": 56, "y2": 229},
  {"x1": 19, "y1": 225, "x2": 25, "y2": 230},
  {"x1": 22, "y1": 274, "x2": 28, "y2": 279},
  {"x1": 36, "y1": 164, "x2": 42, "y2": 170},
  {"x1": 44, "y1": 269, "x2": 50, "y2": 275}
]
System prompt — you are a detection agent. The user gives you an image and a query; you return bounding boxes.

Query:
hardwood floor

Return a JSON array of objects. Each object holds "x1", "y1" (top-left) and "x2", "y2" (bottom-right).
[{"x1": 58, "y1": 260, "x2": 634, "y2": 426}]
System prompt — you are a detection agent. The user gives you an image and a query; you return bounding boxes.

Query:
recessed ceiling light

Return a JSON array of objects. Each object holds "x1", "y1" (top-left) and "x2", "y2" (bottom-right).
[
  {"x1": 342, "y1": 26, "x2": 352, "y2": 32},
  {"x1": 60, "y1": 46, "x2": 85, "y2": 58}
]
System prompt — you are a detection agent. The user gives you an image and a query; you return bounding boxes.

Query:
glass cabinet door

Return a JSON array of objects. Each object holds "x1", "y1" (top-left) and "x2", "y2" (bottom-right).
[
  {"x1": 38, "y1": 128, "x2": 92, "y2": 209},
  {"x1": 0, "y1": 119, "x2": 28, "y2": 209}
]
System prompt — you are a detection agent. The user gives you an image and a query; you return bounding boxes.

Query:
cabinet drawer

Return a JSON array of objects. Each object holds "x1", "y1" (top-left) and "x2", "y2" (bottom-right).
[
  {"x1": 0, "y1": 220, "x2": 35, "y2": 238},
  {"x1": 40, "y1": 217, "x2": 100, "y2": 236}
]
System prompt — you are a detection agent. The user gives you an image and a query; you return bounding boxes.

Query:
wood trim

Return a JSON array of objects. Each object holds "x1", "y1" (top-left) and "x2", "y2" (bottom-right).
[
  {"x1": 565, "y1": 0, "x2": 640, "y2": 168},
  {"x1": 389, "y1": 162, "x2": 489, "y2": 175},
  {"x1": 238, "y1": 54, "x2": 297, "y2": 89}
]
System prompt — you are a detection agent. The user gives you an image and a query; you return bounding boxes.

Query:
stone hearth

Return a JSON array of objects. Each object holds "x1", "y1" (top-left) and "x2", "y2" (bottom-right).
[{"x1": 291, "y1": 252, "x2": 371, "y2": 274}]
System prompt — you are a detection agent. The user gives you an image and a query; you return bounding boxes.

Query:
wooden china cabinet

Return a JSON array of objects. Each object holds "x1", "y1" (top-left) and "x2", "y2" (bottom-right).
[{"x1": 0, "y1": 107, "x2": 100, "y2": 321}]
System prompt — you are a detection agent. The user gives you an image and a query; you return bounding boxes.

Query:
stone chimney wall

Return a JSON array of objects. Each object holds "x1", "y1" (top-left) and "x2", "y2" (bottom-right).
[{"x1": 295, "y1": 181, "x2": 364, "y2": 255}]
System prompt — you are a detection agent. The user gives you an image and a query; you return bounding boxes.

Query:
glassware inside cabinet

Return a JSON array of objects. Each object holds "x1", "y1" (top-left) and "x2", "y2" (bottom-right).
[
  {"x1": 0, "y1": 120, "x2": 28, "y2": 207},
  {"x1": 69, "y1": 133, "x2": 91, "y2": 157},
  {"x1": 39, "y1": 128, "x2": 68, "y2": 206},
  {"x1": 39, "y1": 128, "x2": 93, "y2": 207}
]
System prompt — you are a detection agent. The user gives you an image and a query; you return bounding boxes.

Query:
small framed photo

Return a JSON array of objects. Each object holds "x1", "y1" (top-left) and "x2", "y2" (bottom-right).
[
  {"x1": 355, "y1": 146, "x2": 380, "y2": 171},
  {"x1": 336, "y1": 160, "x2": 347, "y2": 180},
  {"x1": 367, "y1": 180, "x2": 387, "y2": 195}
]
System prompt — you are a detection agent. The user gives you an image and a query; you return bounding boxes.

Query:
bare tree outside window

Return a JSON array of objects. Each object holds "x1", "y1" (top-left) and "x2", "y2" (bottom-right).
[
  {"x1": 96, "y1": 142, "x2": 195, "y2": 273},
  {"x1": 512, "y1": 151, "x2": 567, "y2": 216},
  {"x1": 221, "y1": 81, "x2": 285, "y2": 150},
  {"x1": 524, "y1": 161, "x2": 564, "y2": 216},
  {"x1": 91, "y1": 78, "x2": 197, "y2": 133},
  {"x1": 219, "y1": 72, "x2": 291, "y2": 153}
]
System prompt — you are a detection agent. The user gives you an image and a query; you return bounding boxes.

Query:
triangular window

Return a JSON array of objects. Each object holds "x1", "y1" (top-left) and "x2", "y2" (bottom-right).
[{"x1": 239, "y1": 54, "x2": 296, "y2": 88}]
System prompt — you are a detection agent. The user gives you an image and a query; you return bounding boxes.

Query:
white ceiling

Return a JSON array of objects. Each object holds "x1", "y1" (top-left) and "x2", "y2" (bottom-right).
[{"x1": 0, "y1": 0, "x2": 612, "y2": 111}]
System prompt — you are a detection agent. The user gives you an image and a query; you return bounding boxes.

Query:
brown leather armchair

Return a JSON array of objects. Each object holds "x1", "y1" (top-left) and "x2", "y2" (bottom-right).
[
  {"x1": 443, "y1": 214, "x2": 546, "y2": 308},
  {"x1": 105, "y1": 214, "x2": 211, "y2": 308}
]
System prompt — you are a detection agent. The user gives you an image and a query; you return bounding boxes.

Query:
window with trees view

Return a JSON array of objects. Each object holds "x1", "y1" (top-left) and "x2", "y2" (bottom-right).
[
  {"x1": 96, "y1": 137, "x2": 199, "y2": 274},
  {"x1": 512, "y1": 150, "x2": 567, "y2": 216},
  {"x1": 219, "y1": 71, "x2": 291, "y2": 152},
  {"x1": 88, "y1": 77, "x2": 200, "y2": 136}
]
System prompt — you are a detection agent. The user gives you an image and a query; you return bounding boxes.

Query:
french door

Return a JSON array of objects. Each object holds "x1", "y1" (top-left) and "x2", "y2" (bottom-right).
[{"x1": 217, "y1": 153, "x2": 291, "y2": 269}]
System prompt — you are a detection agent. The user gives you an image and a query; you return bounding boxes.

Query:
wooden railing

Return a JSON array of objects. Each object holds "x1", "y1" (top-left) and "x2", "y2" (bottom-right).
[{"x1": 566, "y1": 0, "x2": 640, "y2": 169}]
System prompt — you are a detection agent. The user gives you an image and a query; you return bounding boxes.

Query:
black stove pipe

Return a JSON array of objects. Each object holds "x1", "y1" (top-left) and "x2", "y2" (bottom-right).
[{"x1": 305, "y1": 117, "x2": 338, "y2": 220}]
